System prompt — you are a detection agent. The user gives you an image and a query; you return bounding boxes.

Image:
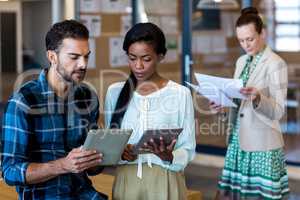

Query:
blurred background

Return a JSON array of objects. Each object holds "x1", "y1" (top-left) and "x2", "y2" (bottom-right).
[{"x1": 1, "y1": 0, "x2": 300, "y2": 199}]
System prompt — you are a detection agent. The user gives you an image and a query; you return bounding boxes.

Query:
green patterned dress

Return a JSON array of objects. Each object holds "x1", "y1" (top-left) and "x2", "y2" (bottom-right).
[{"x1": 218, "y1": 52, "x2": 290, "y2": 199}]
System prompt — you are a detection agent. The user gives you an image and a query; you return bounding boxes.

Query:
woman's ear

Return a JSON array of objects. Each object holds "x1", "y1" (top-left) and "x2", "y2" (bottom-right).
[
  {"x1": 47, "y1": 50, "x2": 58, "y2": 66},
  {"x1": 261, "y1": 28, "x2": 266, "y2": 41},
  {"x1": 158, "y1": 54, "x2": 165, "y2": 62}
]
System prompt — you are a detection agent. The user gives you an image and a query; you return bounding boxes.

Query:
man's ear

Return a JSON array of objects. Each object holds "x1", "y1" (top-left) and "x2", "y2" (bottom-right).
[{"x1": 47, "y1": 50, "x2": 58, "y2": 66}]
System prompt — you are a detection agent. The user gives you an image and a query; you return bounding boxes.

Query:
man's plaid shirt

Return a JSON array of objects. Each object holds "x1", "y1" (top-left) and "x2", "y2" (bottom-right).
[{"x1": 1, "y1": 70, "x2": 104, "y2": 199}]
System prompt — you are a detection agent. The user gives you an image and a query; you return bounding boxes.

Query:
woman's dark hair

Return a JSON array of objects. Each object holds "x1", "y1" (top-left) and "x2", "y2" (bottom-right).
[
  {"x1": 236, "y1": 7, "x2": 263, "y2": 34},
  {"x1": 123, "y1": 22, "x2": 167, "y2": 55},
  {"x1": 109, "y1": 22, "x2": 167, "y2": 128}
]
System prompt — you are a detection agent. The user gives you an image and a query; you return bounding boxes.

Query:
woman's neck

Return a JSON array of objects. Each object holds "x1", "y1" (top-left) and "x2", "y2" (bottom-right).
[{"x1": 136, "y1": 73, "x2": 169, "y2": 96}]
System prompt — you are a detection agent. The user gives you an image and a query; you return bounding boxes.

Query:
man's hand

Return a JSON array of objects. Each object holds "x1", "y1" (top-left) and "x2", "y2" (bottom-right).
[
  {"x1": 25, "y1": 147, "x2": 103, "y2": 184},
  {"x1": 121, "y1": 144, "x2": 137, "y2": 161},
  {"x1": 59, "y1": 147, "x2": 103, "y2": 173},
  {"x1": 142, "y1": 137, "x2": 176, "y2": 162}
]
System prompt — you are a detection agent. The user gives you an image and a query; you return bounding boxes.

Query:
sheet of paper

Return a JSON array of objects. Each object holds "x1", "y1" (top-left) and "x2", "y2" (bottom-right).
[
  {"x1": 160, "y1": 16, "x2": 178, "y2": 34},
  {"x1": 186, "y1": 82, "x2": 236, "y2": 107},
  {"x1": 121, "y1": 15, "x2": 131, "y2": 35},
  {"x1": 109, "y1": 37, "x2": 128, "y2": 67},
  {"x1": 100, "y1": 0, "x2": 131, "y2": 13},
  {"x1": 144, "y1": 0, "x2": 177, "y2": 15},
  {"x1": 80, "y1": 15, "x2": 101, "y2": 37},
  {"x1": 80, "y1": 0, "x2": 101, "y2": 13},
  {"x1": 194, "y1": 73, "x2": 246, "y2": 99},
  {"x1": 87, "y1": 39, "x2": 96, "y2": 69},
  {"x1": 222, "y1": 79, "x2": 245, "y2": 99}
]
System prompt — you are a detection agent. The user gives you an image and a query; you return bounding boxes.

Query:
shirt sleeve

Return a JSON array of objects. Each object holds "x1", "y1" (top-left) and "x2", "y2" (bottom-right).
[
  {"x1": 168, "y1": 88, "x2": 196, "y2": 171},
  {"x1": 104, "y1": 86, "x2": 114, "y2": 128},
  {"x1": 89, "y1": 92, "x2": 100, "y2": 129},
  {"x1": 1, "y1": 94, "x2": 31, "y2": 186}
]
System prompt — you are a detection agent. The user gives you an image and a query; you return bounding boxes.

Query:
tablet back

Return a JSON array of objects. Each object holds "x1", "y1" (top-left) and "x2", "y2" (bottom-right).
[{"x1": 83, "y1": 129, "x2": 132, "y2": 166}]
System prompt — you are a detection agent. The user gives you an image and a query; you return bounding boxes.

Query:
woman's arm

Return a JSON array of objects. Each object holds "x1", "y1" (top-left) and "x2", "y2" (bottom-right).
[
  {"x1": 168, "y1": 89, "x2": 196, "y2": 171},
  {"x1": 252, "y1": 60, "x2": 287, "y2": 120}
]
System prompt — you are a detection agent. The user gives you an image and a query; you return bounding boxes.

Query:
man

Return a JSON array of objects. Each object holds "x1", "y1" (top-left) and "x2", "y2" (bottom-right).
[{"x1": 1, "y1": 20, "x2": 107, "y2": 199}]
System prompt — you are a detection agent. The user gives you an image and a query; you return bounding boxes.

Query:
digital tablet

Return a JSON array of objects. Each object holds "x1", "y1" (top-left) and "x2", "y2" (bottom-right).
[
  {"x1": 132, "y1": 128, "x2": 183, "y2": 154},
  {"x1": 82, "y1": 129, "x2": 132, "y2": 166}
]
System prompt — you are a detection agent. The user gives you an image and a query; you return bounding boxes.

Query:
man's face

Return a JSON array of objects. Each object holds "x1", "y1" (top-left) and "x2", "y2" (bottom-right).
[{"x1": 52, "y1": 38, "x2": 90, "y2": 84}]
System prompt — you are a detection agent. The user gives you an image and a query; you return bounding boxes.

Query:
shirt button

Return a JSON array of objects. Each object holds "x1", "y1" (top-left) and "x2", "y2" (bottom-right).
[{"x1": 240, "y1": 113, "x2": 244, "y2": 117}]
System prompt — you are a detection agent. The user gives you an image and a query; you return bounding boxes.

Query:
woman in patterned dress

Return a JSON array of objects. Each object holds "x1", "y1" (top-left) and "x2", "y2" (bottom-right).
[{"x1": 211, "y1": 7, "x2": 290, "y2": 199}]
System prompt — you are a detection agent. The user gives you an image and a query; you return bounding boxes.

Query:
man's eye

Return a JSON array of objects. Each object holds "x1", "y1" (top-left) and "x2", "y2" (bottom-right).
[{"x1": 70, "y1": 56, "x2": 78, "y2": 60}]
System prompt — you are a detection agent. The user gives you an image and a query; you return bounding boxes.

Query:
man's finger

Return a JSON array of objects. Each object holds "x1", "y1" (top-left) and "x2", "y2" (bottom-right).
[{"x1": 75, "y1": 153, "x2": 102, "y2": 164}]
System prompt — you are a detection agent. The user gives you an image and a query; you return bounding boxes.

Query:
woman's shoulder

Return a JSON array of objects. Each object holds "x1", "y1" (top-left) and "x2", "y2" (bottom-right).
[
  {"x1": 166, "y1": 80, "x2": 191, "y2": 95},
  {"x1": 267, "y1": 48, "x2": 286, "y2": 64},
  {"x1": 264, "y1": 47, "x2": 287, "y2": 72},
  {"x1": 236, "y1": 54, "x2": 248, "y2": 66},
  {"x1": 106, "y1": 81, "x2": 126, "y2": 97},
  {"x1": 107, "y1": 81, "x2": 125, "y2": 90}
]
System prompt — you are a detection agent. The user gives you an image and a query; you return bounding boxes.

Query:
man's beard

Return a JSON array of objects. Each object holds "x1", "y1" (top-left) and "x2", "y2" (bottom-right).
[
  {"x1": 55, "y1": 64, "x2": 85, "y2": 84},
  {"x1": 56, "y1": 65, "x2": 74, "y2": 84}
]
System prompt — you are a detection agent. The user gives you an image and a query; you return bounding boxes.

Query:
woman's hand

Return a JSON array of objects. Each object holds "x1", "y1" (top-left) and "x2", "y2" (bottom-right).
[
  {"x1": 209, "y1": 101, "x2": 223, "y2": 113},
  {"x1": 121, "y1": 144, "x2": 137, "y2": 161},
  {"x1": 142, "y1": 137, "x2": 176, "y2": 162},
  {"x1": 240, "y1": 87, "x2": 260, "y2": 102}
]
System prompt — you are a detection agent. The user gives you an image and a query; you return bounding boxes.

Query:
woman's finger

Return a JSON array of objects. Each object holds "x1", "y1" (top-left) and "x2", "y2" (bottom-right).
[
  {"x1": 148, "y1": 138, "x2": 159, "y2": 152},
  {"x1": 159, "y1": 137, "x2": 165, "y2": 152},
  {"x1": 167, "y1": 139, "x2": 177, "y2": 151}
]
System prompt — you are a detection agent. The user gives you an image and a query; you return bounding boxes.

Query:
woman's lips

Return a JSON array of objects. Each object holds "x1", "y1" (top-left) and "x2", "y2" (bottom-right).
[{"x1": 135, "y1": 73, "x2": 144, "y2": 78}]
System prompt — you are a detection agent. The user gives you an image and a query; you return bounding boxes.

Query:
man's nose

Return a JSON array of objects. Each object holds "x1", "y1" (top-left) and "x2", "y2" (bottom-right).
[{"x1": 78, "y1": 57, "x2": 88, "y2": 69}]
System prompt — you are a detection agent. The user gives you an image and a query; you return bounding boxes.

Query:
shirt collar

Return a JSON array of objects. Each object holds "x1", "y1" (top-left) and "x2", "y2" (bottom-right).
[
  {"x1": 38, "y1": 69, "x2": 55, "y2": 96},
  {"x1": 246, "y1": 46, "x2": 266, "y2": 64}
]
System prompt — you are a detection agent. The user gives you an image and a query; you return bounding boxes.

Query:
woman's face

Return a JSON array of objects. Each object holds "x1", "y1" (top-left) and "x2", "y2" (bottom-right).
[
  {"x1": 127, "y1": 41, "x2": 161, "y2": 83},
  {"x1": 236, "y1": 23, "x2": 265, "y2": 56}
]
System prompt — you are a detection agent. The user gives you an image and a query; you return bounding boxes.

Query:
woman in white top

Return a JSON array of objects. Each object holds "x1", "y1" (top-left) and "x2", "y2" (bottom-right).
[{"x1": 104, "y1": 22, "x2": 196, "y2": 200}]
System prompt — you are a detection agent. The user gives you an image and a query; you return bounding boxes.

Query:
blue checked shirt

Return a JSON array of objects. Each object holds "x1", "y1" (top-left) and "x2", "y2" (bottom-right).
[{"x1": 1, "y1": 70, "x2": 105, "y2": 200}]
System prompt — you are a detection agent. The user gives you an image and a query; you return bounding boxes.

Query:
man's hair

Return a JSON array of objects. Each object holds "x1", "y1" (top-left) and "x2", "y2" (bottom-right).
[{"x1": 45, "y1": 19, "x2": 89, "y2": 51}]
